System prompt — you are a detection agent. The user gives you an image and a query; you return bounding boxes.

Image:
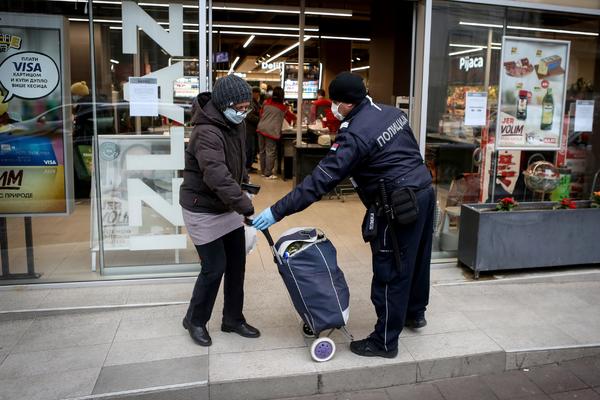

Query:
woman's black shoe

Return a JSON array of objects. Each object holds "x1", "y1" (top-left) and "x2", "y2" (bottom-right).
[
  {"x1": 182, "y1": 317, "x2": 212, "y2": 346},
  {"x1": 221, "y1": 321, "x2": 261, "y2": 338}
]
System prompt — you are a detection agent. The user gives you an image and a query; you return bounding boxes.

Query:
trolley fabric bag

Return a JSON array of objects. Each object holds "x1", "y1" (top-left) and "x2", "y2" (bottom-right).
[{"x1": 274, "y1": 227, "x2": 350, "y2": 334}]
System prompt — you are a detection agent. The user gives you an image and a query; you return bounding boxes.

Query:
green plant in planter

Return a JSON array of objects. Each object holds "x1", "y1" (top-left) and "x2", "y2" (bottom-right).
[
  {"x1": 592, "y1": 191, "x2": 600, "y2": 208},
  {"x1": 496, "y1": 197, "x2": 518, "y2": 211},
  {"x1": 554, "y1": 198, "x2": 577, "y2": 210}
]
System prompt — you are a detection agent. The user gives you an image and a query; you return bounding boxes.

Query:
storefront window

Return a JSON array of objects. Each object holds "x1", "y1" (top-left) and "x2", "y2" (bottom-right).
[{"x1": 425, "y1": 1, "x2": 599, "y2": 260}]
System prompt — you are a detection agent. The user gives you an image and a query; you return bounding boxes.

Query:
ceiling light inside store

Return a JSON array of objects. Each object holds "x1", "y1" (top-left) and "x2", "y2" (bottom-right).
[
  {"x1": 507, "y1": 25, "x2": 598, "y2": 37},
  {"x1": 213, "y1": 23, "x2": 318, "y2": 32},
  {"x1": 212, "y1": 3, "x2": 352, "y2": 17},
  {"x1": 110, "y1": 59, "x2": 120, "y2": 64},
  {"x1": 448, "y1": 47, "x2": 484, "y2": 56},
  {"x1": 49, "y1": 0, "x2": 351, "y2": 14},
  {"x1": 243, "y1": 35, "x2": 255, "y2": 48},
  {"x1": 350, "y1": 66, "x2": 370, "y2": 72},
  {"x1": 228, "y1": 56, "x2": 240, "y2": 74},
  {"x1": 266, "y1": 68, "x2": 281, "y2": 73},
  {"x1": 264, "y1": 36, "x2": 312, "y2": 64},
  {"x1": 459, "y1": 21, "x2": 504, "y2": 29},
  {"x1": 321, "y1": 35, "x2": 370, "y2": 42}
]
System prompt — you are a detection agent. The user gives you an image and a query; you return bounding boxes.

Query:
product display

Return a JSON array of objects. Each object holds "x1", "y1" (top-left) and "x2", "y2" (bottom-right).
[{"x1": 497, "y1": 36, "x2": 569, "y2": 150}]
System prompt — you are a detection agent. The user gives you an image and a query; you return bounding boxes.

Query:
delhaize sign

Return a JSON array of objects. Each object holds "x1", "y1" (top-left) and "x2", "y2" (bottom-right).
[
  {"x1": 0, "y1": 13, "x2": 72, "y2": 216},
  {"x1": 496, "y1": 36, "x2": 570, "y2": 150}
]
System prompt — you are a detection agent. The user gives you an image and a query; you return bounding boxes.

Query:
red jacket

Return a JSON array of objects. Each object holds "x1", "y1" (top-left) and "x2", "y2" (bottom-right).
[
  {"x1": 256, "y1": 99, "x2": 296, "y2": 140},
  {"x1": 311, "y1": 98, "x2": 340, "y2": 133}
]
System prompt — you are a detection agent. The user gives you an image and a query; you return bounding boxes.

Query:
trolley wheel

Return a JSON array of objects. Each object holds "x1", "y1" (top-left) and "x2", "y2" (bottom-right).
[
  {"x1": 310, "y1": 337, "x2": 336, "y2": 362},
  {"x1": 302, "y1": 323, "x2": 315, "y2": 338}
]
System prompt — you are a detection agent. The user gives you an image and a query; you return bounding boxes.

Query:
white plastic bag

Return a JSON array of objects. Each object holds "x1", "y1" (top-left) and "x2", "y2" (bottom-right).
[{"x1": 245, "y1": 225, "x2": 257, "y2": 254}]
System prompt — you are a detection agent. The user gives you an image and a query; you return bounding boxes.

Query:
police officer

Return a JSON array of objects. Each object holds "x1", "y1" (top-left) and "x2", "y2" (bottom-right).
[{"x1": 254, "y1": 72, "x2": 435, "y2": 358}]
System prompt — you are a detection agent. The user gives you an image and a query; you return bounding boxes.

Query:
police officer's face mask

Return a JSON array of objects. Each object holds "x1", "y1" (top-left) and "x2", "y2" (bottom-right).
[{"x1": 331, "y1": 102, "x2": 345, "y2": 121}]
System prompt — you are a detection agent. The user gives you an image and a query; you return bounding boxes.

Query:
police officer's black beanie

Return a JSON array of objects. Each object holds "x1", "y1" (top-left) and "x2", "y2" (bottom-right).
[
  {"x1": 328, "y1": 72, "x2": 367, "y2": 104},
  {"x1": 212, "y1": 74, "x2": 252, "y2": 110}
]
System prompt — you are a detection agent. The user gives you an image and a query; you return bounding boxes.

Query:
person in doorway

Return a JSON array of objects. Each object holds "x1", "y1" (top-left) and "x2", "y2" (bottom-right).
[
  {"x1": 245, "y1": 87, "x2": 261, "y2": 173},
  {"x1": 179, "y1": 74, "x2": 260, "y2": 347},
  {"x1": 253, "y1": 72, "x2": 434, "y2": 358},
  {"x1": 310, "y1": 88, "x2": 340, "y2": 133},
  {"x1": 256, "y1": 86, "x2": 296, "y2": 179}
]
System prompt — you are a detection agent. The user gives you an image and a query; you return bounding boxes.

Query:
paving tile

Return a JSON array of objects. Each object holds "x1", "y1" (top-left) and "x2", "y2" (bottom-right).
[
  {"x1": 562, "y1": 357, "x2": 600, "y2": 388},
  {"x1": 0, "y1": 319, "x2": 33, "y2": 351},
  {"x1": 433, "y1": 375, "x2": 500, "y2": 400},
  {"x1": 93, "y1": 355, "x2": 208, "y2": 394},
  {"x1": 402, "y1": 329, "x2": 502, "y2": 361},
  {"x1": 126, "y1": 283, "x2": 193, "y2": 304},
  {"x1": 97, "y1": 385, "x2": 209, "y2": 400},
  {"x1": 12, "y1": 319, "x2": 119, "y2": 353},
  {"x1": 507, "y1": 348, "x2": 600, "y2": 370},
  {"x1": 42, "y1": 286, "x2": 129, "y2": 308},
  {"x1": 482, "y1": 325, "x2": 579, "y2": 351},
  {"x1": 316, "y1": 346, "x2": 416, "y2": 393},
  {"x1": 463, "y1": 307, "x2": 545, "y2": 330},
  {"x1": 550, "y1": 389, "x2": 600, "y2": 400},
  {"x1": 211, "y1": 324, "x2": 306, "y2": 354},
  {"x1": 209, "y1": 348, "x2": 317, "y2": 382},
  {"x1": 333, "y1": 389, "x2": 390, "y2": 400},
  {"x1": 525, "y1": 364, "x2": 588, "y2": 394},
  {"x1": 119, "y1": 304, "x2": 188, "y2": 321},
  {"x1": 400, "y1": 311, "x2": 477, "y2": 337},
  {"x1": 0, "y1": 367, "x2": 100, "y2": 400},
  {"x1": 114, "y1": 315, "x2": 186, "y2": 342},
  {"x1": 0, "y1": 289, "x2": 50, "y2": 312},
  {"x1": 556, "y1": 320, "x2": 600, "y2": 345},
  {"x1": 386, "y1": 383, "x2": 445, "y2": 400},
  {"x1": 32, "y1": 310, "x2": 122, "y2": 329},
  {"x1": 482, "y1": 370, "x2": 543, "y2": 399},
  {"x1": 210, "y1": 373, "x2": 317, "y2": 400},
  {"x1": 105, "y1": 335, "x2": 207, "y2": 366},
  {"x1": 417, "y1": 351, "x2": 505, "y2": 382},
  {"x1": 0, "y1": 344, "x2": 109, "y2": 380}
]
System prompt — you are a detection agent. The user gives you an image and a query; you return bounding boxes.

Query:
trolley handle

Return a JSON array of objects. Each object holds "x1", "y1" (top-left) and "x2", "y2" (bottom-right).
[{"x1": 244, "y1": 218, "x2": 281, "y2": 264}]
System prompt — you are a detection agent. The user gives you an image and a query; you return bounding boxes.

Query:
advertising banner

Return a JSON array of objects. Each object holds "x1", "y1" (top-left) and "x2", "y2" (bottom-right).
[
  {"x1": 0, "y1": 14, "x2": 71, "y2": 216},
  {"x1": 93, "y1": 135, "x2": 182, "y2": 251},
  {"x1": 496, "y1": 36, "x2": 570, "y2": 150},
  {"x1": 283, "y1": 63, "x2": 322, "y2": 100}
]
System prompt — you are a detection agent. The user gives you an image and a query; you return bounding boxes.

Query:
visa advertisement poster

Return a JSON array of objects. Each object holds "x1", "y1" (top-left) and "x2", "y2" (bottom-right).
[
  {"x1": 496, "y1": 36, "x2": 570, "y2": 150},
  {"x1": 0, "y1": 17, "x2": 70, "y2": 216}
]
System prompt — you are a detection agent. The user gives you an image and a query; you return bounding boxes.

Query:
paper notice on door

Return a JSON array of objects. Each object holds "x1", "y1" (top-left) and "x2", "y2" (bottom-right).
[
  {"x1": 129, "y1": 77, "x2": 159, "y2": 117},
  {"x1": 574, "y1": 100, "x2": 594, "y2": 132},
  {"x1": 464, "y1": 92, "x2": 487, "y2": 126}
]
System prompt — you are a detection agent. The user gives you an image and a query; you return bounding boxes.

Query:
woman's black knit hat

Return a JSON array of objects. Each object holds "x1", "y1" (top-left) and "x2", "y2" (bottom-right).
[
  {"x1": 328, "y1": 72, "x2": 367, "y2": 104},
  {"x1": 212, "y1": 74, "x2": 252, "y2": 110}
]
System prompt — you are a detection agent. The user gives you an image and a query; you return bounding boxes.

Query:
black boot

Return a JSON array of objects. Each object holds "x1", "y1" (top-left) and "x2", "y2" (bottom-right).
[
  {"x1": 182, "y1": 317, "x2": 212, "y2": 346},
  {"x1": 405, "y1": 316, "x2": 427, "y2": 329},
  {"x1": 350, "y1": 338, "x2": 398, "y2": 358},
  {"x1": 221, "y1": 321, "x2": 261, "y2": 338}
]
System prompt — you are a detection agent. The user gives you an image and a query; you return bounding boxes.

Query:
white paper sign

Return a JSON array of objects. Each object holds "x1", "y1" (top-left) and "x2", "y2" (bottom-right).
[
  {"x1": 464, "y1": 92, "x2": 487, "y2": 126},
  {"x1": 128, "y1": 77, "x2": 158, "y2": 116},
  {"x1": 574, "y1": 100, "x2": 594, "y2": 132}
]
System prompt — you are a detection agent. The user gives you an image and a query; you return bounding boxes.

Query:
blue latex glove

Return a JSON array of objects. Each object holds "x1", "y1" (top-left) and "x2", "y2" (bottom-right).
[{"x1": 253, "y1": 207, "x2": 276, "y2": 231}]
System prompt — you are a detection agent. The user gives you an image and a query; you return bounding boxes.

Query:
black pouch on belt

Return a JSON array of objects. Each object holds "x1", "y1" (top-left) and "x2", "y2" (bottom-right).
[
  {"x1": 361, "y1": 204, "x2": 378, "y2": 242},
  {"x1": 390, "y1": 187, "x2": 419, "y2": 225}
]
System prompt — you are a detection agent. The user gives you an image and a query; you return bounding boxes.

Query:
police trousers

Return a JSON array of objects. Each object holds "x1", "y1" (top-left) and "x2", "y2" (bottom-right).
[{"x1": 368, "y1": 186, "x2": 435, "y2": 351}]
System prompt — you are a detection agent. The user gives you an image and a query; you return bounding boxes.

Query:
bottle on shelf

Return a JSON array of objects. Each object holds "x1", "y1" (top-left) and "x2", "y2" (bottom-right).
[{"x1": 540, "y1": 88, "x2": 554, "y2": 130}]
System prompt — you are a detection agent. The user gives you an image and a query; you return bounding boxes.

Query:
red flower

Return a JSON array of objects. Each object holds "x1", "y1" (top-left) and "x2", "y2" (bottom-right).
[{"x1": 559, "y1": 198, "x2": 576, "y2": 209}]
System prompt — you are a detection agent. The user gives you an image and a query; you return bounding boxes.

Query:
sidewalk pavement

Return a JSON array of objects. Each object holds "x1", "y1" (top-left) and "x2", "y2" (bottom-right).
[
  {"x1": 1, "y1": 261, "x2": 600, "y2": 400},
  {"x1": 282, "y1": 353, "x2": 600, "y2": 400}
]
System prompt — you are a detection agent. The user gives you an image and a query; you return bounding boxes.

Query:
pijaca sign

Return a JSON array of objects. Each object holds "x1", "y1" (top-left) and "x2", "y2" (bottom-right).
[
  {"x1": 459, "y1": 56, "x2": 484, "y2": 72},
  {"x1": 121, "y1": 1, "x2": 186, "y2": 251}
]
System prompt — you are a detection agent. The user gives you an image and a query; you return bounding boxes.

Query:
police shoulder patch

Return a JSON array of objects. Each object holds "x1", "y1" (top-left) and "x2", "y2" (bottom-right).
[
  {"x1": 330, "y1": 143, "x2": 339, "y2": 152},
  {"x1": 340, "y1": 122, "x2": 350, "y2": 129}
]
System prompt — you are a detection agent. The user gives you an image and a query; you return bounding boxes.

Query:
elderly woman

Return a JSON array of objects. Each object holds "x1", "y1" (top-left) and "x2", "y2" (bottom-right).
[{"x1": 179, "y1": 74, "x2": 260, "y2": 346}]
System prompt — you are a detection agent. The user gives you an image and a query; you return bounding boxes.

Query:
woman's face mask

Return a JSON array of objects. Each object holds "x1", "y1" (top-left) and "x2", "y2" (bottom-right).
[
  {"x1": 223, "y1": 107, "x2": 251, "y2": 125},
  {"x1": 331, "y1": 102, "x2": 345, "y2": 121}
]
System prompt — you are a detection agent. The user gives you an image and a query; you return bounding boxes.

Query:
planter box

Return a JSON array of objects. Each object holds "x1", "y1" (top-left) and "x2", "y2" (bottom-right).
[{"x1": 458, "y1": 201, "x2": 600, "y2": 278}]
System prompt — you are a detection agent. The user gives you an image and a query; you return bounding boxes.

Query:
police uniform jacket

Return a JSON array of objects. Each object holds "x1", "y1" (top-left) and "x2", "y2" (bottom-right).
[{"x1": 270, "y1": 97, "x2": 431, "y2": 221}]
